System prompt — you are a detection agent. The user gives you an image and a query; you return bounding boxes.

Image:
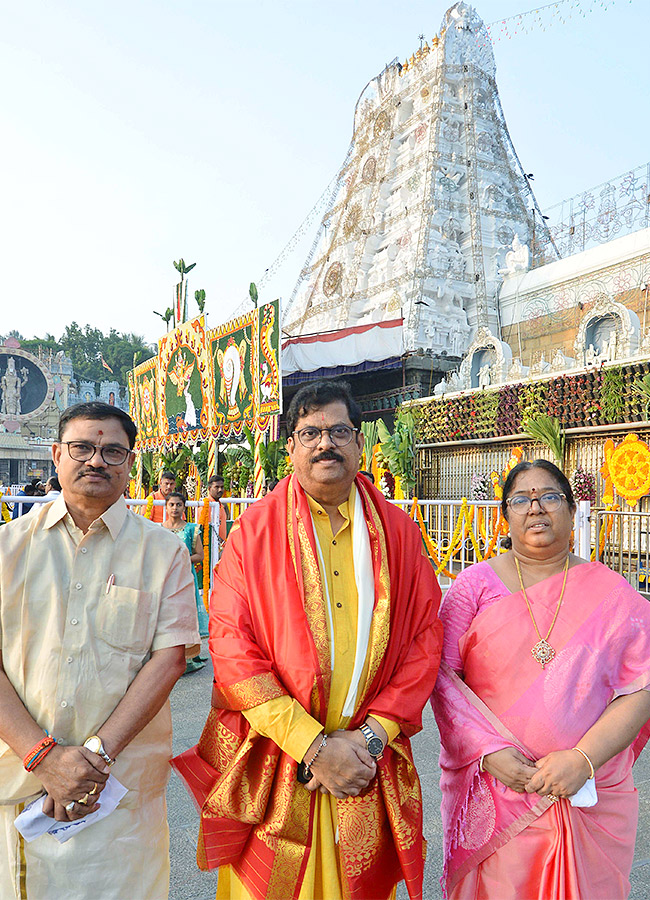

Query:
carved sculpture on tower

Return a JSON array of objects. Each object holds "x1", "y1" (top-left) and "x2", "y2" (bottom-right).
[{"x1": 282, "y1": 1, "x2": 556, "y2": 364}]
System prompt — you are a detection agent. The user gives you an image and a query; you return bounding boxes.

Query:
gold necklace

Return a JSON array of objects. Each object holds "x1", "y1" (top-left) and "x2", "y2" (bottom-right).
[{"x1": 514, "y1": 556, "x2": 569, "y2": 669}]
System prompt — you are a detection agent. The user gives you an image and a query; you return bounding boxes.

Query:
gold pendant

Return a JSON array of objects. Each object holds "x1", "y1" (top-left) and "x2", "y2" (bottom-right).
[{"x1": 531, "y1": 639, "x2": 555, "y2": 668}]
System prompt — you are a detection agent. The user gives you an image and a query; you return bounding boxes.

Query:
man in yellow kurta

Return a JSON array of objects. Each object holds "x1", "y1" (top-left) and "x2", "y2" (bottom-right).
[
  {"x1": 0, "y1": 401, "x2": 200, "y2": 899},
  {"x1": 174, "y1": 380, "x2": 443, "y2": 900}
]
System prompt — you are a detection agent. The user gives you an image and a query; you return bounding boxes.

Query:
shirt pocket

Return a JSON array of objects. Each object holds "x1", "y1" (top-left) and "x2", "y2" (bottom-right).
[{"x1": 96, "y1": 586, "x2": 157, "y2": 654}]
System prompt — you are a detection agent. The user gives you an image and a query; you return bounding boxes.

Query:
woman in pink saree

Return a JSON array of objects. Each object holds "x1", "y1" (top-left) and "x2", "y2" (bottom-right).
[{"x1": 433, "y1": 459, "x2": 650, "y2": 899}]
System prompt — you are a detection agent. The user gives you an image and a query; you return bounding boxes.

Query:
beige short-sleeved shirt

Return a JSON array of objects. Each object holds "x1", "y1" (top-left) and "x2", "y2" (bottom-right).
[{"x1": 0, "y1": 494, "x2": 200, "y2": 804}]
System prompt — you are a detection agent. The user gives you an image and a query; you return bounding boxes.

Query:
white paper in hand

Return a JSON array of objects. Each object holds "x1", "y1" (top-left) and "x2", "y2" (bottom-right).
[
  {"x1": 569, "y1": 776, "x2": 597, "y2": 807},
  {"x1": 14, "y1": 776, "x2": 128, "y2": 843}
]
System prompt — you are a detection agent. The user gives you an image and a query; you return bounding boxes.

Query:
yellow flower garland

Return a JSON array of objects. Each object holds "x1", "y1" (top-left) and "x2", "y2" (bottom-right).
[
  {"x1": 409, "y1": 497, "x2": 507, "y2": 579},
  {"x1": 143, "y1": 494, "x2": 154, "y2": 519}
]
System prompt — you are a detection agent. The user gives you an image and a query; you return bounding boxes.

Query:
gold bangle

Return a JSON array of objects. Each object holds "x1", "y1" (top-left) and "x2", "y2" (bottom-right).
[
  {"x1": 572, "y1": 746, "x2": 595, "y2": 780},
  {"x1": 479, "y1": 754, "x2": 486, "y2": 773}
]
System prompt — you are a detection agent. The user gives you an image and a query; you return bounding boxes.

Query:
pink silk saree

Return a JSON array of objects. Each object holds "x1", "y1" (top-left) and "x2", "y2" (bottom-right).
[{"x1": 433, "y1": 561, "x2": 650, "y2": 899}]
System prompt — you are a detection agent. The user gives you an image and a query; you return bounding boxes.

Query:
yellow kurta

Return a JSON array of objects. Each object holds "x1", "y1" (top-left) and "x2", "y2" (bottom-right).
[{"x1": 217, "y1": 486, "x2": 398, "y2": 900}]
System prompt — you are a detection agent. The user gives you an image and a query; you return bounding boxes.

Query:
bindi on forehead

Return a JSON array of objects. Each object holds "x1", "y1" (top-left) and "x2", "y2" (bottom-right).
[{"x1": 98, "y1": 430, "x2": 103, "y2": 435}]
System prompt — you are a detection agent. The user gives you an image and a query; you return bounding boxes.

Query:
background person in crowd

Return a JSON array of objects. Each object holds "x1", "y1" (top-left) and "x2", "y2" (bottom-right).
[
  {"x1": 163, "y1": 490, "x2": 208, "y2": 673},
  {"x1": 207, "y1": 474, "x2": 227, "y2": 538},
  {"x1": 0, "y1": 400, "x2": 199, "y2": 899},
  {"x1": 433, "y1": 458, "x2": 650, "y2": 899},
  {"x1": 149, "y1": 469, "x2": 176, "y2": 523},
  {"x1": 45, "y1": 475, "x2": 61, "y2": 495},
  {"x1": 11, "y1": 481, "x2": 36, "y2": 519},
  {"x1": 174, "y1": 379, "x2": 443, "y2": 900}
]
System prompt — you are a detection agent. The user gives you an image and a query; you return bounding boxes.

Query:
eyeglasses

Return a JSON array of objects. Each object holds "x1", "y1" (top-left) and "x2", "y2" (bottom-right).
[
  {"x1": 60, "y1": 441, "x2": 132, "y2": 466},
  {"x1": 293, "y1": 425, "x2": 359, "y2": 448},
  {"x1": 506, "y1": 491, "x2": 566, "y2": 515}
]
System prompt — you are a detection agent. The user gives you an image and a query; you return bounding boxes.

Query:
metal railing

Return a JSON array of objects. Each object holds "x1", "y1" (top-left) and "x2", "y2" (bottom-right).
[
  {"x1": 1, "y1": 494, "x2": 594, "y2": 592},
  {"x1": 592, "y1": 507, "x2": 650, "y2": 596}
]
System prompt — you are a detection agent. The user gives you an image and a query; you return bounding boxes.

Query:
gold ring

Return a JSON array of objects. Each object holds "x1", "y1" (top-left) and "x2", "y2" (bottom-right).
[
  {"x1": 547, "y1": 793, "x2": 560, "y2": 802},
  {"x1": 89, "y1": 783, "x2": 98, "y2": 796},
  {"x1": 78, "y1": 793, "x2": 89, "y2": 806}
]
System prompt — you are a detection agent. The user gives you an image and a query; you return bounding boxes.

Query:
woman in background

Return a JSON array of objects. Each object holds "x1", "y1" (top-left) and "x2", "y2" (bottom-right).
[{"x1": 164, "y1": 491, "x2": 208, "y2": 672}]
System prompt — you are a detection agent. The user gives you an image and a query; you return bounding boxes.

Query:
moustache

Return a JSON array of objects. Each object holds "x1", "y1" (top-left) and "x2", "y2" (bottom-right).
[
  {"x1": 78, "y1": 468, "x2": 109, "y2": 479},
  {"x1": 310, "y1": 451, "x2": 344, "y2": 464}
]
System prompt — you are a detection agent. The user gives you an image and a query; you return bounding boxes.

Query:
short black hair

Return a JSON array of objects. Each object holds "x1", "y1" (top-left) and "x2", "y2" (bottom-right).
[
  {"x1": 286, "y1": 380, "x2": 361, "y2": 435},
  {"x1": 501, "y1": 459, "x2": 576, "y2": 518},
  {"x1": 160, "y1": 471, "x2": 176, "y2": 482},
  {"x1": 166, "y1": 491, "x2": 186, "y2": 505},
  {"x1": 208, "y1": 474, "x2": 224, "y2": 485},
  {"x1": 46, "y1": 476, "x2": 61, "y2": 491},
  {"x1": 58, "y1": 401, "x2": 137, "y2": 449}
]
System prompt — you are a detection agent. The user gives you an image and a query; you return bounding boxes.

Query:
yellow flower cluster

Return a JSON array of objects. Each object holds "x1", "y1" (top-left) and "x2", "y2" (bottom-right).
[{"x1": 601, "y1": 434, "x2": 650, "y2": 508}]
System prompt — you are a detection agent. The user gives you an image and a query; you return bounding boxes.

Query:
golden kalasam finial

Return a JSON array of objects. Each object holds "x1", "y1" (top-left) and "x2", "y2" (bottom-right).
[
  {"x1": 409, "y1": 53, "x2": 416, "y2": 67},
  {"x1": 401, "y1": 59, "x2": 409, "y2": 73},
  {"x1": 432, "y1": 34, "x2": 440, "y2": 47},
  {"x1": 422, "y1": 42, "x2": 430, "y2": 54}
]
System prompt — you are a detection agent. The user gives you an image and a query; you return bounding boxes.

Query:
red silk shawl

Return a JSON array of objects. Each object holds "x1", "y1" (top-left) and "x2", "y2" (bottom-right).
[{"x1": 173, "y1": 473, "x2": 443, "y2": 900}]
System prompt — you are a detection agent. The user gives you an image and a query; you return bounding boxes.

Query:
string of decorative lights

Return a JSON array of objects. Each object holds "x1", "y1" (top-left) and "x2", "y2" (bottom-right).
[{"x1": 486, "y1": 0, "x2": 627, "y2": 43}]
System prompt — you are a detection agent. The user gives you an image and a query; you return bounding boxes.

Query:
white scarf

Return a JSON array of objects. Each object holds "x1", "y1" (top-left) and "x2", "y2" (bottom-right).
[{"x1": 311, "y1": 487, "x2": 375, "y2": 718}]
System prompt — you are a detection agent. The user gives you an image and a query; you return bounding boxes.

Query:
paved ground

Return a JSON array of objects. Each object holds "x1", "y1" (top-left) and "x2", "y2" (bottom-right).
[{"x1": 168, "y1": 641, "x2": 650, "y2": 900}]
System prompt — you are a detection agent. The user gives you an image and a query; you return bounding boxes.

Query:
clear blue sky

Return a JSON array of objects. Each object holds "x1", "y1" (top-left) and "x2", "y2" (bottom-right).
[{"x1": 1, "y1": 0, "x2": 646, "y2": 346}]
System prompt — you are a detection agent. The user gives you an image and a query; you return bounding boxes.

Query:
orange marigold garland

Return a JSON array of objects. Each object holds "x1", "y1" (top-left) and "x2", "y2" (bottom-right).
[{"x1": 201, "y1": 498, "x2": 210, "y2": 612}]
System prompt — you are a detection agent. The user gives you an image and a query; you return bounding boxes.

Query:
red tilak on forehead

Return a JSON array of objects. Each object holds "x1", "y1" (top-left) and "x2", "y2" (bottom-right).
[{"x1": 98, "y1": 430, "x2": 103, "y2": 435}]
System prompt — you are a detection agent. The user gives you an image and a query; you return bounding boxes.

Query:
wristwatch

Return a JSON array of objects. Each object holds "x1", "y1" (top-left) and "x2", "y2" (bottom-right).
[
  {"x1": 360, "y1": 722, "x2": 384, "y2": 760},
  {"x1": 83, "y1": 735, "x2": 115, "y2": 767}
]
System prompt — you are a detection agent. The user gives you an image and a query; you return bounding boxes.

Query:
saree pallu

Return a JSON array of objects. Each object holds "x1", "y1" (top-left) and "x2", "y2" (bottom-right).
[
  {"x1": 433, "y1": 562, "x2": 650, "y2": 899},
  {"x1": 173, "y1": 474, "x2": 443, "y2": 900}
]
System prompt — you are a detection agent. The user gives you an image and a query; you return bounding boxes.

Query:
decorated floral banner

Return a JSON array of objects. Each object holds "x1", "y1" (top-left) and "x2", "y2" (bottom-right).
[
  {"x1": 256, "y1": 299, "x2": 281, "y2": 421},
  {"x1": 207, "y1": 312, "x2": 255, "y2": 436},
  {"x1": 158, "y1": 316, "x2": 211, "y2": 444},
  {"x1": 129, "y1": 357, "x2": 159, "y2": 450}
]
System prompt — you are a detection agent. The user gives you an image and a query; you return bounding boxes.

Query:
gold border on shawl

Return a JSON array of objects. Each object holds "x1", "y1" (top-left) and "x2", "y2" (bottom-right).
[
  {"x1": 212, "y1": 672, "x2": 286, "y2": 711},
  {"x1": 289, "y1": 476, "x2": 332, "y2": 715},
  {"x1": 255, "y1": 759, "x2": 312, "y2": 899},
  {"x1": 354, "y1": 483, "x2": 391, "y2": 715}
]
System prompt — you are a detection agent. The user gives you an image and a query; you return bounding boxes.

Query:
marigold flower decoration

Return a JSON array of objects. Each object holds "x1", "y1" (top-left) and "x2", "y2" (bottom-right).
[
  {"x1": 144, "y1": 493, "x2": 154, "y2": 519},
  {"x1": 601, "y1": 434, "x2": 650, "y2": 508}
]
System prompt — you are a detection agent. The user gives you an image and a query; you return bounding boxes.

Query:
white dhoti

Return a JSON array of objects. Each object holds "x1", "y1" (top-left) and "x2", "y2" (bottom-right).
[{"x1": 0, "y1": 795, "x2": 169, "y2": 900}]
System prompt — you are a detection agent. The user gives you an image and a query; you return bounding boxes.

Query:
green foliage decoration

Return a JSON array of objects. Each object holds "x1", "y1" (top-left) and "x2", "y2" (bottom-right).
[
  {"x1": 601, "y1": 367, "x2": 624, "y2": 422},
  {"x1": 522, "y1": 415, "x2": 565, "y2": 466},
  {"x1": 377, "y1": 409, "x2": 416, "y2": 496}
]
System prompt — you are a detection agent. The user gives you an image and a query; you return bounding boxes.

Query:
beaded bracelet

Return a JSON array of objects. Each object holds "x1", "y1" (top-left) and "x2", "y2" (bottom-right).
[
  {"x1": 303, "y1": 733, "x2": 328, "y2": 777},
  {"x1": 23, "y1": 735, "x2": 57, "y2": 772},
  {"x1": 572, "y1": 746, "x2": 595, "y2": 780}
]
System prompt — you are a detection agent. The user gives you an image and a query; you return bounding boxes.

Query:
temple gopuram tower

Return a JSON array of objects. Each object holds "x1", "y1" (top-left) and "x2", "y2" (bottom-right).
[{"x1": 282, "y1": 2, "x2": 556, "y2": 398}]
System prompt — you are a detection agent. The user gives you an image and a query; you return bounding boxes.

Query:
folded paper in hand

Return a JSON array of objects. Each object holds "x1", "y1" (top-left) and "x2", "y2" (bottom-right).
[
  {"x1": 14, "y1": 775, "x2": 128, "y2": 844},
  {"x1": 569, "y1": 776, "x2": 597, "y2": 808}
]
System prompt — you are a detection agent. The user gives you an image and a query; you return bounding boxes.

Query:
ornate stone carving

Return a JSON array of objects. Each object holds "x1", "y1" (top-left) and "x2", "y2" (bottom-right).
[
  {"x1": 459, "y1": 327, "x2": 513, "y2": 388},
  {"x1": 573, "y1": 297, "x2": 640, "y2": 363}
]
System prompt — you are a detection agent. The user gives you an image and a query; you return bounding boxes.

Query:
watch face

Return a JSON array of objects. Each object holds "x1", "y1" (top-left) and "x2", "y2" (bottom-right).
[
  {"x1": 85, "y1": 737, "x2": 101, "y2": 753},
  {"x1": 367, "y1": 736, "x2": 383, "y2": 757}
]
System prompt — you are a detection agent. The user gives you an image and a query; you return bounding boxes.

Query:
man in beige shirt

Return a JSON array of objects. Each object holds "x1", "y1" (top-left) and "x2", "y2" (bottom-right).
[{"x1": 0, "y1": 401, "x2": 200, "y2": 899}]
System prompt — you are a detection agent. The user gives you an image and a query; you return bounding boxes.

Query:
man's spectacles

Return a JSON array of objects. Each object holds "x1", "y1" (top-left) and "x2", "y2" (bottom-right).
[
  {"x1": 293, "y1": 425, "x2": 359, "y2": 448},
  {"x1": 506, "y1": 491, "x2": 566, "y2": 515},
  {"x1": 60, "y1": 441, "x2": 131, "y2": 466}
]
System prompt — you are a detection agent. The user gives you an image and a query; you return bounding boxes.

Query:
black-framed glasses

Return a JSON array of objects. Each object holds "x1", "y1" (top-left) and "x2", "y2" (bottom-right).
[
  {"x1": 506, "y1": 491, "x2": 566, "y2": 515},
  {"x1": 60, "y1": 441, "x2": 132, "y2": 466},
  {"x1": 293, "y1": 425, "x2": 359, "y2": 448}
]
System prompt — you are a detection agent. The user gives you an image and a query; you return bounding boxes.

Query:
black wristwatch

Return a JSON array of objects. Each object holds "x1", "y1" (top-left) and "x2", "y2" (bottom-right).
[{"x1": 360, "y1": 722, "x2": 384, "y2": 760}]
